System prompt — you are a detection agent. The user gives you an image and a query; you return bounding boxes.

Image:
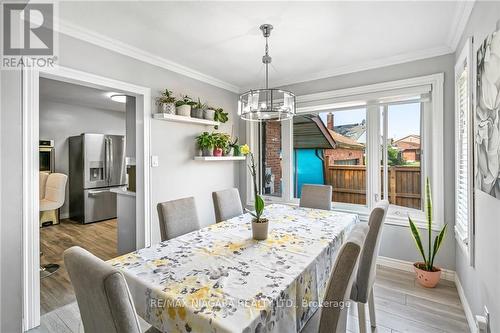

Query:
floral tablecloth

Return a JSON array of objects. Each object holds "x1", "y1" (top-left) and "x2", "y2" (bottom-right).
[{"x1": 110, "y1": 204, "x2": 359, "y2": 333}]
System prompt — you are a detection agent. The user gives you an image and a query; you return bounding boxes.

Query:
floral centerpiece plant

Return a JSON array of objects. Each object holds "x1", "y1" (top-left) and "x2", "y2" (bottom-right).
[{"x1": 241, "y1": 144, "x2": 269, "y2": 240}]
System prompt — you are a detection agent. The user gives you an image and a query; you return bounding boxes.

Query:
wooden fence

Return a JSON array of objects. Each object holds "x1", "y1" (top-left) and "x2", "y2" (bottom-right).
[{"x1": 324, "y1": 165, "x2": 422, "y2": 209}]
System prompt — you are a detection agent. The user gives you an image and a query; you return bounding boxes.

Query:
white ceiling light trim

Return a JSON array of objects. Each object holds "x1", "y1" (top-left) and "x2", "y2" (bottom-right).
[
  {"x1": 446, "y1": 0, "x2": 476, "y2": 51},
  {"x1": 56, "y1": 18, "x2": 240, "y2": 93}
]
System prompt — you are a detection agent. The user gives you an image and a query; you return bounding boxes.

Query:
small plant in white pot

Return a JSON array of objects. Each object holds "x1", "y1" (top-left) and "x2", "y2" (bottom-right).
[
  {"x1": 175, "y1": 95, "x2": 196, "y2": 117},
  {"x1": 155, "y1": 89, "x2": 176, "y2": 114},
  {"x1": 242, "y1": 144, "x2": 269, "y2": 240},
  {"x1": 191, "y1": 98, "x2": 207, "y2": 119},
  {"x1": 204, "y1": 106, "x2": 216, "y2": 121},
  {"x1": 409, "y1": 178, "x2": 447, "y2": 288},
  {"x1": 195, "y1": 132, "x2": 214, "y2": 156}
]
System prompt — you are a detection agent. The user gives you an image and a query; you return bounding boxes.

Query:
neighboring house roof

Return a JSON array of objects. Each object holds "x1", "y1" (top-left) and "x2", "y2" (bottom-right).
[
  {"x1": 333, "y1": 120, "x2": 366, "y2": 141},
  {"x1": 293, "y1": 115, "x2": 364, "y2": 150},
  {"x1": 394, "y1": 134, "x2": 420, "y2": 144}
]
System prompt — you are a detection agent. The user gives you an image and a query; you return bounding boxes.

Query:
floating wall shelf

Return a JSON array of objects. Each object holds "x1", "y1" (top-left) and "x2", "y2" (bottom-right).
[
  {"x1": 153, "y1": 113, "x2": 219, "y2": 126},
  {"x1": 194, "y1": 156, "x2": 246, "y2": 161}
]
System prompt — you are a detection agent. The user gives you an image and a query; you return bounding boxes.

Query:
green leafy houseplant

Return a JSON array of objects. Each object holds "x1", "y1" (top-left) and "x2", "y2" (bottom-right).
[
  {"x1": 155, "y1": 89, "x2": 176, "y2": 105},
  {"x1": 213, "y1": 108, "x2": 229, "y2": 129},
  {"x1": 408, "y1": 178, "x2": 447, "y2": 273},
  {"x1": 229, "y1": 137, "x2": 240, "y2": 156},
  {"x1": 196, "y1": 132, "x2": 214, "y2": 150},
  {"x1": 175, "y1": 95, "x2": 197, "y2": 107}
]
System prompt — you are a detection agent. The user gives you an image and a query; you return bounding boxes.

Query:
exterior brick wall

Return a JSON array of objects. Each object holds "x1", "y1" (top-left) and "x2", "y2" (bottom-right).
[
  {"x1": 325, "y1": 148, "x2": 364, "y2": 165},
  {"x1": 263, "y1": 122, "x2": 282, "y2": 195}
]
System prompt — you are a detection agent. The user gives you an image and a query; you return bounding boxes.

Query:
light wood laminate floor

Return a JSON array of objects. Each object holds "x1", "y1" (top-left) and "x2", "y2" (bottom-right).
[
  {"x1": 40, "y1": 218, "x2": 117, "y2": 315},
  {"x1": 31, "y1": 266, "x2": 469, "y2": 333}
]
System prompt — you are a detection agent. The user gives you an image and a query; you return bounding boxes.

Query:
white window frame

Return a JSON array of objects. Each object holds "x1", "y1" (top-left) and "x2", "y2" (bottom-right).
[
  {"x1": 246, "y1": 73, "x2": 444, "y2": 229},
  {"x1": 454, "y1": 37, "x2": 475, "y2": 265}
]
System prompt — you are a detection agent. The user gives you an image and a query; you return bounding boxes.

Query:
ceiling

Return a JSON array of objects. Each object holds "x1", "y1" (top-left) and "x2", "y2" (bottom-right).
[
  {"x1": 58, "y1": 1, "x2": 472, "y2": 92},
  {"x1": 40, "y1": 78, "x2": 126, "y2": 112}
]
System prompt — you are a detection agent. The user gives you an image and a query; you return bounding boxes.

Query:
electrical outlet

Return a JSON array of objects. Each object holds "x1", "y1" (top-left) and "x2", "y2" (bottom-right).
[{"x1": 151, "y1": 155, "x2": 159, "y2": 167}]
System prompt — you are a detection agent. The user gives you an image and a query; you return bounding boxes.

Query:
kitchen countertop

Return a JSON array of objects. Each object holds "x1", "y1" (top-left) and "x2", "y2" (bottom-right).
[{"x1": 110, "y1": 187, "x2": 136, "y2": 197}]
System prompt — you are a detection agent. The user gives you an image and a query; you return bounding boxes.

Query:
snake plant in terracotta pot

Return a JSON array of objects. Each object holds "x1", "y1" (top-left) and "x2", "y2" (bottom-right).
[
  {"x1": 242, "y1": 144, "x2": 268, "y2": 240},
  {"x1": 409, "y1": 178, "x2": 447, "y2": 288}
]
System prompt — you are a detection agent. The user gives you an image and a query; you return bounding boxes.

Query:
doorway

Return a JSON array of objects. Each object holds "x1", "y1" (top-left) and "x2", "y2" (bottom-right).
[{"x1": 22, "y1": 66, "x2": 152, "y2": 330}]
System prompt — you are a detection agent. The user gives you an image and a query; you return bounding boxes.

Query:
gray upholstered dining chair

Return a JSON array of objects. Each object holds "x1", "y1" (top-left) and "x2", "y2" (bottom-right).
[
  {"x1": 157, "y1": 196, "x2": 201, "y2": 241},
  {"x1": 301, "y1": 223, "x2": 369, "y2": 333},
  {"x1": 64, "y1": 246, "x2": 160, "y2": 333},
  {"x1": 350, "y1": 200, "x2": 389, "y2": 333},
  {"x1": 212, "y1": 188, "x2": 244, "y2": 222},
  {"x1": 299, "y1": 184, "x2": 333, "y2": 210}
]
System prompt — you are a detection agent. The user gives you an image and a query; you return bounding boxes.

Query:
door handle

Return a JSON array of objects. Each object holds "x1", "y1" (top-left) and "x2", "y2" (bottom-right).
[{"x1": 88, "y1": 189, "x2": 111, "y2": 196}]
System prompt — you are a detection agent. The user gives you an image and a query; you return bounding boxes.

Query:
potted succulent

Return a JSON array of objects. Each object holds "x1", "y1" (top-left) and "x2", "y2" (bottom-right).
[
  {"x1": 191, "y1": 98, "x2": 207, "y2": 119},
  {"x1": 155, "y1": 89, "x2": 176, "y2": 114},
  {"x1": 195, "y1": 132, "x2": 214, "y2": 156},
  {"x1": 213, "y1": 108, "x2": 229, "y2": 129},
  {"x1": 241, "y1": 144, "x2": 268, "y2": 240},
  {"x1": 212, "y1": 132, "x2": 230, "y2": 157},
  {"x1": 175, "y1": 95, "x2": 196, "y2": 117},
  {"x1": 204, "y1": 106, "x2": 216, "y2": 121},
  {"x1": 409, "y1": 178, "x2": 448, "y2": 288}
]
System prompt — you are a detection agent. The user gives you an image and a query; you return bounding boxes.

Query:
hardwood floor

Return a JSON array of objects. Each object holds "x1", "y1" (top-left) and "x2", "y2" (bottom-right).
[
  {"x1": 40, "y1": 218, "x2": 117, "y2": 314},
  {"x1": 31, "y1": 266, "x2": 469, "y2": 333}
]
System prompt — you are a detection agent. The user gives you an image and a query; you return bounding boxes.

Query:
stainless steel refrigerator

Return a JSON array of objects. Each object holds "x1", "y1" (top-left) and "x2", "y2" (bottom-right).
[{"x1": 69, "y1": 133, "x2": 126, "y2": 224}]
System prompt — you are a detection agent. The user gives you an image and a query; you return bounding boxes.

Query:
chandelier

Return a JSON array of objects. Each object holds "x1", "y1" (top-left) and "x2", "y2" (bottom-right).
[{"x1": 238, "y1": 24, "x2": 296, "y2": 121}]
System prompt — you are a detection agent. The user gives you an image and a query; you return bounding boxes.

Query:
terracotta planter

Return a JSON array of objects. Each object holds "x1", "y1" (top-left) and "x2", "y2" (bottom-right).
[
  {"x1": 176, "y1": 105, "x2": 191, "y2": 117},
  {"x1": 414, "y1": 262, "x2": 441, "y2": 288},
  {"x1": 252, "y1": 218, "x2": 269, "y2": 240},
  {"x1": 213, "y1": 147, "x2": 223, "y2": 157}
]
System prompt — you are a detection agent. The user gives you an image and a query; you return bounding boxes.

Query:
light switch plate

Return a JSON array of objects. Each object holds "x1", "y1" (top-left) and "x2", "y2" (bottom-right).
[{"x1": 151, "y1": 155, "x2": 159, "y2": 167}]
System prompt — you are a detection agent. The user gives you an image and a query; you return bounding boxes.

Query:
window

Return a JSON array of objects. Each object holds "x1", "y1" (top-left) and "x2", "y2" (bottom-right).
[
  {"x1": 247, "y1": 74, "x2": 444, "y2": 227},
  {"x1": 381, "y1": 102, "x2": 423, "y2": 210},
  {"x1": 455, "y1": 37, "x2": 474, "y2": 261}
]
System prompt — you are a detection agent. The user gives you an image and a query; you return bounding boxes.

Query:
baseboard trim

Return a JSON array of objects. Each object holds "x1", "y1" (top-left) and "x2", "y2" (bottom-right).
[
  {"x1": 377, "y1": 256, "x2": 455, "y2": 281},
  {"x1": 455, "y1": 274, "x2": 478, "y2": 333}
]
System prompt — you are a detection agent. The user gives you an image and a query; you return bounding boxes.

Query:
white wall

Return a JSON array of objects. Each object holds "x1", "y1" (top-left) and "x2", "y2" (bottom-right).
[
  {"x1": 39, "y1": 99, "x2": 126, "y2": 218},
  {"x1": 455, "y1": 2, "x2": 500, "y2": 331}
]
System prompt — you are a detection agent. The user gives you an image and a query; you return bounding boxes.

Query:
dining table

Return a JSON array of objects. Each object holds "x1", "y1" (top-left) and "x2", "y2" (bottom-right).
[{"x1": 109, "y1": 203, "x2": 360, "y2": 333}]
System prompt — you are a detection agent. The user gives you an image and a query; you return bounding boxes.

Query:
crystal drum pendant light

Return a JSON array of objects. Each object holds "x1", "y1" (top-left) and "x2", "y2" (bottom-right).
[{"x1": 238, "y1": 24, "x2": 296, "y2": 121}]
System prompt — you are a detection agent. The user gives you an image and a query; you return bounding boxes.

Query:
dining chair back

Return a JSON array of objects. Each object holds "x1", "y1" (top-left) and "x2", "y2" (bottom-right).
[
  {"x1": 299, "y1": 184, "x2": 333, "y2": 210},
  {"x1": 40, "y1": 172, "x2": 67, "y2": 226},
  {"x1": 212, "y1": 188, "x2": 243, "y2": 222},
  {"x1": 64, "y1": 246, "x2": 142, "y2": 333},
  {"x1": 157, "y1": 196, "x2": 201, "y2": 241},
  {"x1": 301, "y1": 223, "x2": 369, "y2": 333},
  {"x1": 39, "y1": 172, "x2": 49, "y2": 200},
  {"x1": 350, "y1": 200, "x2": 389, "y2": 332}
]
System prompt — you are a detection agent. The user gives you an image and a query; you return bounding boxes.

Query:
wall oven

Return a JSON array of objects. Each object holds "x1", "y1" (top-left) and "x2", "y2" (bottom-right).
[{"x1": 39, "y1": 140, "x2": 55, "y2": 173}]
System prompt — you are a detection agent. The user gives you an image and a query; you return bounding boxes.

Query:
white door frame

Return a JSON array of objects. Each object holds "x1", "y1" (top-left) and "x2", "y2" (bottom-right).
[{"x1": 22, "y1": 65, "x2": 152, "y2": 330}]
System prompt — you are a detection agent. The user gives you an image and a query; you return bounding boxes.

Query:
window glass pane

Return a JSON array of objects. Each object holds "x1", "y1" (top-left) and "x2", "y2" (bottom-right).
[
  {"x1": 260, "y1": 122, "x2": 282, "y2": 197},
  {"x1": 293, "y1": 109, "x2": 367, "y2": 206},
  {"x1": 382, "y1": 102, "x2": 423, "y2": 210}
]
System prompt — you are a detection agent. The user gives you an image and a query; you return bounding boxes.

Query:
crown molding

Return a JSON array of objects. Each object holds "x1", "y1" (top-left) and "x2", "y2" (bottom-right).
[
  {"x1": 446, "y1": 0, "x2": 475, "y2": 51},
  {"x1": 55, "y1": 18, "x2": 240, "y2": 93},
  {"x1": 244, "y1": 45, "x2": 453, "y2": 91}
]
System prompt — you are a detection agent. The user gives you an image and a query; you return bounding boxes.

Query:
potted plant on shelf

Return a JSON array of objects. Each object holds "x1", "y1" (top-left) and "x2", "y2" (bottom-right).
[
  {"x1": 195, "y1": 132, "x2": 214, "y2": 156},
  {"x1": 229, "y1": 137, "x2": 240, "y2": 156},
  {"x1": 212, "y1": 132, "x2": 229, "y2": 157},
  {"x1": 241, "y1": 144, "x2": 268, "y2": 240},
  {"x1": 204, "y1": 106, "x2": 216, "y2": 121},
  {"x1": 191, "y1": 98, "x2": 207, "y2": 119},
  {"x1": 175, "y1": 95, "x2": 196, "y2": 117},
  {"x1": 214, "y1": 108, "x2": 229, "y2": 129},
  {"x1": 155, "y1": 89, "x2": 176, "y2": 114},
  {"x1": 408, "y1": 178, "x2": 448, "y2": 288}
]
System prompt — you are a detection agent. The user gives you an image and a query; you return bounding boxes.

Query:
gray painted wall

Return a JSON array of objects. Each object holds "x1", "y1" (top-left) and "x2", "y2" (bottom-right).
[
  {"x1": 39, "y1": 99, "x2": 126, "y2": 218},
  {"x1": 1, "y1": 70, "x2": 24, "y2": 332},
  {"x1": 275, "y1": 54, "x2": 457, "y2": 270},
  {"x1": 455, "y1": 2, "x2": 500, "y2": 331}
]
